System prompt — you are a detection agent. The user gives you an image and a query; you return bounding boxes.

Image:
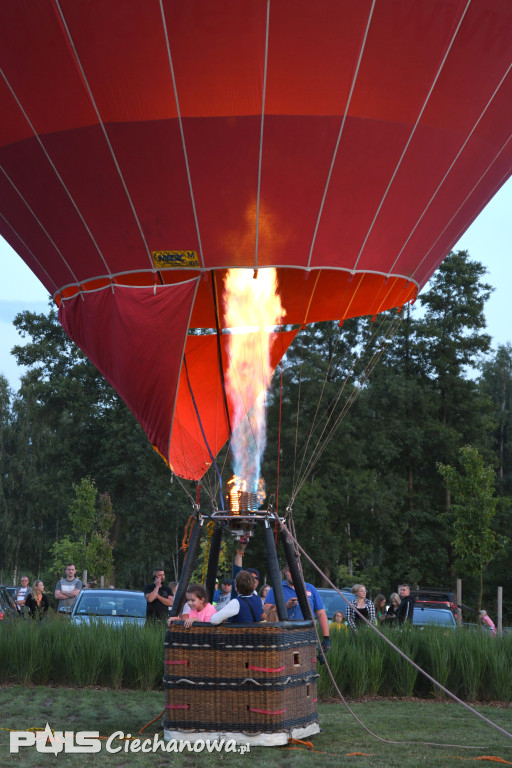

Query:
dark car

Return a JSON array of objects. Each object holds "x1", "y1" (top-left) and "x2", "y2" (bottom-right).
[
  {"x1": 411, "y1": 588, "x2": 457, "y2": 615},
  {"x1": 70, "y1": 589, "x2": 147, "y2": 627},
  {"x1": 316, "y1": 588, "x2": 354, "y2": 619},
  {"x1": 412, "y1": 605, "x2": 456, "y2": 629},
  {"x1": 0, "y1": 585, "x2": 18, "y2": 620}
]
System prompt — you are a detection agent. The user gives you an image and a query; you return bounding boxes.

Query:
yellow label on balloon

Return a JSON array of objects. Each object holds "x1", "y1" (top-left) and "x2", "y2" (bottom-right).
[{"x1": 152, "y1": 250, "x2": 200, "y2": 268}]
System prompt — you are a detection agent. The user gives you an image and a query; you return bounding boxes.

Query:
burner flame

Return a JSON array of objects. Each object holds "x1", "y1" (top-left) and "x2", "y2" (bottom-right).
[
  {"x1": 228, "y1": 475, "x2": 266, "y2": 513},
  {"x1": 223, "y1": 268, "x2": 285, "y2": 500}
]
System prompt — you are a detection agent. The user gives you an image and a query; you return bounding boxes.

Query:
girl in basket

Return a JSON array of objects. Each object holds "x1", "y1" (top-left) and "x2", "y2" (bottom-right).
[{"x1": 168, "y1": 584, "x2": 216, "y2": 628}]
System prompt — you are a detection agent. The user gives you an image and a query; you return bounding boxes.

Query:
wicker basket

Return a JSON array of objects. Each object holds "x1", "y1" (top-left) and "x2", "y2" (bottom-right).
[{"x1": 163, "y1": 620, "x2": 320, "y2": 746}]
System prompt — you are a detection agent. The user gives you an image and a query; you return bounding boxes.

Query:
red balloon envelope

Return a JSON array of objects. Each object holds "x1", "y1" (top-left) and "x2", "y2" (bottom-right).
[{"x1": 1, "y1": 0, "x2": 511, "y2": 479}]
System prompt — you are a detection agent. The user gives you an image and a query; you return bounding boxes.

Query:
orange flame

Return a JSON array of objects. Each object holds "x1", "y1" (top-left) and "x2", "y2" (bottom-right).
[{"x1": 223, "y1": 268, "x2": 285, "y2": 499}]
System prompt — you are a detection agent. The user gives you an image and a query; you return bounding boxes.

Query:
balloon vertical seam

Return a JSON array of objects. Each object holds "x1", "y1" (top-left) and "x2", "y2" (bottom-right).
[
  {"x1": 353, "y1": 0, "x2": 472, "y2": 274},
  {"x1": 53, "y1": 0, "x2": 154, "y2": 273},
  {"x1": 159, "y1": 0, "x2": 204, "y2": 270}
]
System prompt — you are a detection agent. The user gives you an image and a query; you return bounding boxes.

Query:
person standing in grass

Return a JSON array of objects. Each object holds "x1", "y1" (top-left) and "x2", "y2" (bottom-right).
[
  {"x1": 330, "y1": 610, "x2": 348, "y2": 634},
  {"x1": 395, "y1": 584, "x2": 415, "y2": 625},
  {"x1": 479, "y1": 610, "x2": 497, "y2": 635},
  {"x1": 15, "y1": 576, "x2": 32, "y2": 616},
  {"x1": 386, "y1": 592, "x2": 401, "y2": 623},
  {"x1": 144, "y1": 567, "x2": 174, "y2": 622},
  {"x1": 25, "y1": 580, "x2": 49, "y2": 620},
  {"x1": 346, "y1": 584, "x2": 376, "y2": 632},
  {"x1": 374, "y1": 594, "x2": 387, "y2": 623},
  {"x1": 54, "y1": 564, "x2": 82, "y2": 612}
]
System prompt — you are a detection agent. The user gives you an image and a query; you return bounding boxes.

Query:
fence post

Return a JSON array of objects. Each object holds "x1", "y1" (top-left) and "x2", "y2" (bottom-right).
[
  {"x1": 497, "y1": 586, "x2": 503, "y2": 637},
  {"x1": 456, "y1": 578, "x2": 462, "y2": 626}
]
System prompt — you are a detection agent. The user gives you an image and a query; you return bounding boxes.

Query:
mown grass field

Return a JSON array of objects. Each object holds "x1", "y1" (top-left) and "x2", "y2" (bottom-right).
[{"x1": 0, "y1": 687, "x2": 511, "y2": 768}]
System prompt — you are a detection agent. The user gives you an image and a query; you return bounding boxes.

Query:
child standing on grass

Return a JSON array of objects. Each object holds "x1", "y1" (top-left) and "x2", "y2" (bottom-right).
[
  {"x1": 167, "y1": 584, "x2": 216, "y2": 628},
  {"x1": 479, "y1": 610, "x2": 497, "y2": 635},
  {"x1": 330, "y1": 610, "x2": 348, "y2": 634}
]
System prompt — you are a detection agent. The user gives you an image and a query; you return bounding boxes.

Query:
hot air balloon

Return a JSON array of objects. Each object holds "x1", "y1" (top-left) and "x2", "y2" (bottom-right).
[{"x1": 1, "y1": 0, "x2": 511, "y2": 746}]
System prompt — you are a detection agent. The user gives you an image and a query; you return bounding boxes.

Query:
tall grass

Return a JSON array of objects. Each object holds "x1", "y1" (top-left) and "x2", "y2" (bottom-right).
[
  {"x1": 1, "y1": 617, "x2": 511, "y2": 701},
  {"x1": 0, "y1": 615, "x2": 165, "y2": 690},
  {"x1": 319, "y1": 626, "x2": 512, "y2": 701}
]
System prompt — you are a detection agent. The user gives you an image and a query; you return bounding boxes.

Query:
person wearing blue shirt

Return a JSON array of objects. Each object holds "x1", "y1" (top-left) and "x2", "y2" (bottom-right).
[{"x1": 263, "y1": 566, "x2": 330, "y2": 650}]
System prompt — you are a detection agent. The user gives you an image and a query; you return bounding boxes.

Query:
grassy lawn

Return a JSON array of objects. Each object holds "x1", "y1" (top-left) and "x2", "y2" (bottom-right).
[{"x1": 0, "y1": 687, "x2": 511, "y2": 768}]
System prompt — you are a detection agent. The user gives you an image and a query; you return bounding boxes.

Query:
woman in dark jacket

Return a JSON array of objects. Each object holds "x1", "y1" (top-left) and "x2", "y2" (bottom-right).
[
  {"x1": 386, "y1": 592, "x2": 401, "y2": 622},
  {"x1": 25, "y1": 580, "x2": 49, "y2": 620}
]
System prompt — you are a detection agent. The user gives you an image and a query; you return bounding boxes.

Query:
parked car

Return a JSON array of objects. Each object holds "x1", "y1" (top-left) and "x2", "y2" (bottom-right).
[
  {"x1": 411, "y1": 588, "x2": 457, "y2": 615},
  {"x1": 316, "y1": 588, "x2": 354, "y2": 619},
  {"x1": 0, "y1": 585, "x2": 18, "y2": 620},
  {"x1": 412, "y1": 605, "x2": 456, "y2": 629},
  {"x1": 70, "y1": 589, "x2": 147, "y2": 627}
]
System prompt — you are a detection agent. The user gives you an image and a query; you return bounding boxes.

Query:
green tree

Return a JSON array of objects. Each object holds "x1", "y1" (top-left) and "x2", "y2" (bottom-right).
[
  {"x1": 479, "y1": 344, "x2": 512, "y2": 495},
  {"x1": 10, "y1": 307, "x2": 192, "y2": 587},
  {"x1": 50, "y1": 478, "x2": 114, "y2": 584},
  {"x1": 438, "y1": 445, "x2": 507, "y2": 609}
]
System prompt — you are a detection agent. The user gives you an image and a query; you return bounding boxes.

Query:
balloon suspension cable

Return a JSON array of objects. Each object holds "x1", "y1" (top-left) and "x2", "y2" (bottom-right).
[
  {"x1": 292, "y1": 312, "x2": 397, "y2": 501},
  {"x1": 200, "y1": 520, "x2": 216, "y2": 584},
  {"x1": 183, "y1": 355, "x2": 224, "y2": 510},
  {"x1": 171, "y1": 471, "x2": 197, "y2": 509},
  {"x1": 275, "y1": 357, "x2": 284, "y2": 515},
  {"x1": 272, "y1": 511, "x2": 512, "y2": 746},
  {"x1": 289, "y1": 312, "x2": 403, "y2": 507},
  {"x1": 199, "y1": 441, "x2": 232, "y2": 512},
  {"x1": 210, "y1": 272, "x2": 233, "y2": 438}
]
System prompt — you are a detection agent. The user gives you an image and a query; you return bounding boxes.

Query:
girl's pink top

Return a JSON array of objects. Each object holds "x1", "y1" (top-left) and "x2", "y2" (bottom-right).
[
  {"x1": 188, "y1": 603, "x2": 216, "y2": 622},
  {"x1": 482, "y1": 615, "x2": 496, "y2": 633}
]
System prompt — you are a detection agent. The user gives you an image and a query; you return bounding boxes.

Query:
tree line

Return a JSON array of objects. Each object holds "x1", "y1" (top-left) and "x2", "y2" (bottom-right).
[{"x1": 1, "y1": 251, "x2": 511, "y2": 618}]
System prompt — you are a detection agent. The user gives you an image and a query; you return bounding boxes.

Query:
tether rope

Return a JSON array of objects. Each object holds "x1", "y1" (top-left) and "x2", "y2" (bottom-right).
[{"x1": 276, "y1": 515, "x2": 512, "y2": 746}]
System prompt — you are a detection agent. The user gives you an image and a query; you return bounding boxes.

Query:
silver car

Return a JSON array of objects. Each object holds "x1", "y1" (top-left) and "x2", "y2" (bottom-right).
[{"x1": 70, "y1": 589, "x2": 147, "y2": 627}]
